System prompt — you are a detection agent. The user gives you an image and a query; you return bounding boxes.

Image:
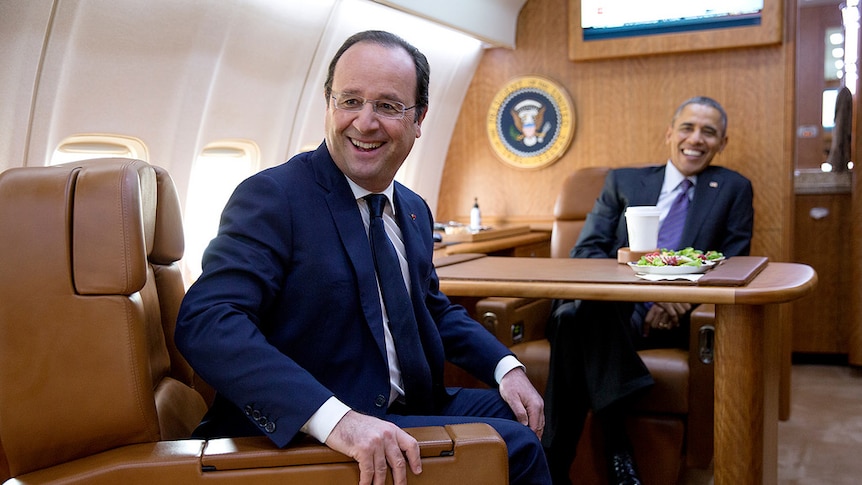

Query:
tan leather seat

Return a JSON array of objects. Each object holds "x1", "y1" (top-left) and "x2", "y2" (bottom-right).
[
  {"x1": 0, "y1": 158, "x2": 508, "y2": 484},
  {"x1": 471, "y1": 167, "x2": 716, "y2": 484}
]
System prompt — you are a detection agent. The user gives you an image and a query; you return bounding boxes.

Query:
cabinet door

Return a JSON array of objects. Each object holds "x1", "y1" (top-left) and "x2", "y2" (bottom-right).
[{"x1": 792, "y1": 193, "x2": 852, "y2": 354}]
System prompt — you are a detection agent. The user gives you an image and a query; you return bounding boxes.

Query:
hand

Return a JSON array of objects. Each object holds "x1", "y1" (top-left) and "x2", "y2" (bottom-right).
[
  {"x1": 325, "y1": 410, "x2": 422, "y2": 485},
  {"x1": 643, "y1": 302, "x2": 692, "y2": 336},
  {"x1": 498, "y1": 367, "x2": 545, "y2": 439}
]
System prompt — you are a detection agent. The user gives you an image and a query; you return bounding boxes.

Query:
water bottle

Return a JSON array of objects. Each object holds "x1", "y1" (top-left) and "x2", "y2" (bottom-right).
[{"x1": 470, "y1": 197, "x2": 482, "y2": 230}]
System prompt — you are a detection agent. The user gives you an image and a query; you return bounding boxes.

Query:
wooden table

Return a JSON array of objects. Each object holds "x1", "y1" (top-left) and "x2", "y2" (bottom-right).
[
  {"x1": 437, "y1": 229, "x2": 551, "y2": 257},
  {"x1": 435, "y1": 256, "x2": 817, "y2": 485}
]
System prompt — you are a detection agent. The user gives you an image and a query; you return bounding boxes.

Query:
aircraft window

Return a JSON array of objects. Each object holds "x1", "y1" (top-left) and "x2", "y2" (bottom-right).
[
  {"x1": 183, "y1": 140, "x2": 259, "y2": 284},
  {"x1": 51, "y1": 134, "x2": 148, "y2": 165}
]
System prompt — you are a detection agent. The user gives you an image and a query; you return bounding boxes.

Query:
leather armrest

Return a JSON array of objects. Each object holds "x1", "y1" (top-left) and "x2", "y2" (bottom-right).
[
  {"x1": 201, "y1": 424, "x2": 507, "y2": 483},
  {"x1": 5, "y1": 441, "x2": 206, "y2": 484},
  {"x1": 6, "y1": 425, "x2": 507, "y2": 484},
  {"x1": 202, "y1": 426, "x2": 457, "y2": 470}
]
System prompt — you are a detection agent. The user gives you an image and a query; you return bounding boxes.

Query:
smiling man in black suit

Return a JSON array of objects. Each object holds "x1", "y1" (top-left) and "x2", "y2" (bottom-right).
[{"x1": 542, "y1": 96, "x2": 754, "y2": 485}]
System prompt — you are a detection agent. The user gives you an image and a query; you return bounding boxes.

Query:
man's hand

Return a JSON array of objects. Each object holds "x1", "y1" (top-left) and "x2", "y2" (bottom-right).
[
  {"x1": 498, "y1": 367, "x2": 545, "y2": 439},
  {"x1": 643, "y1": 302, "x2": 692, "y2": 336},
  {"x1": 325, "y1": 410, "x2": 422, "y2": 485}
]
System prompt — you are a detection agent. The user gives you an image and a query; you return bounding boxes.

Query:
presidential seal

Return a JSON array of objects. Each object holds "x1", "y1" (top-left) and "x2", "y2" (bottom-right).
[{"x1": 486, "y1": 76, "x2": 575, "y2": 169}]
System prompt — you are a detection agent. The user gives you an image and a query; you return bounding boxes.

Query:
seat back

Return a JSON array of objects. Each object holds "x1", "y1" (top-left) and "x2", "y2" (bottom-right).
[
  {"x1": 0, "y1": 159, "x2": 207, "y2": 478},
  {"x1": 550, "y1": 167, "x2": 610, "y2": 258}
]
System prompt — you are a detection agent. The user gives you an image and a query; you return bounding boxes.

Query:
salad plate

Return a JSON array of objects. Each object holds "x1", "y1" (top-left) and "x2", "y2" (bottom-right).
[
  {"x1": 628, "y1": 247, "x2": 723, "y2": 275},
  {"x1": 627, "y1": 261, "x2": 716, "y2": 275}
]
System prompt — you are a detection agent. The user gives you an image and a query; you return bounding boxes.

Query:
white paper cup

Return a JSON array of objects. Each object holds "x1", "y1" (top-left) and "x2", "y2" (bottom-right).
[{"x1": 625, "y1": 206, "x2": 662, "y2": 251}]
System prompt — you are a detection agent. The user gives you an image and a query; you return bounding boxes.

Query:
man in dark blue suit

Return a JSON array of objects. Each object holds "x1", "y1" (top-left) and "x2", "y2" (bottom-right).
[
  {"x1": 541, "y1": 97, "x2": 754, "y2": 485},
  {"x1": 175, "y1": 30, "x2": 551, "y2": 485}
]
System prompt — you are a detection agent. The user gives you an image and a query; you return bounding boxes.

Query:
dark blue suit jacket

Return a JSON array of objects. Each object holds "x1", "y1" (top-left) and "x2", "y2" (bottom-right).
[
  {"x1": 574, "y1": 165, "x2": 753, "y2": 259},
  {"x1": 176, "y1": 143, "x2": 512, "y2": 447}
]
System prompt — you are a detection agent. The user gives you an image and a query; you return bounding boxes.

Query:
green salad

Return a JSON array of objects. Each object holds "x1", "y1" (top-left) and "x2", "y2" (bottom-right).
[{"x1": 635, "y1": 247, "x2": 724, "y2": 267}]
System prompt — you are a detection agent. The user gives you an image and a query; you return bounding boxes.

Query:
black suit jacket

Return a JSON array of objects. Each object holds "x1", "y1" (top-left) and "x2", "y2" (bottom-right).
[{"x1": 573, "y1": 164, "x2": 753, "y2": 259}]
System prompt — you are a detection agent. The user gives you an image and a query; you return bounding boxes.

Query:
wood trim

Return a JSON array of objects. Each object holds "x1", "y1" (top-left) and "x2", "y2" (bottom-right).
[{"x1": 568, "y1": 0, "x2": 783, "y2": 61}]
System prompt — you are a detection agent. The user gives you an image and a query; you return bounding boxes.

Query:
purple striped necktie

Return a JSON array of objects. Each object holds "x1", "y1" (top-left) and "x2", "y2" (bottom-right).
[{"x1": 657, "y1": 179, "x2": 692, "y2": 250}]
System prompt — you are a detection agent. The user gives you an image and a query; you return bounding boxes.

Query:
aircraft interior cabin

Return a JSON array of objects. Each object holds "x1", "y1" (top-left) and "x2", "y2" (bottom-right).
[{"x1": 1, "y1": 0, "x2": 860, "y2": 484}]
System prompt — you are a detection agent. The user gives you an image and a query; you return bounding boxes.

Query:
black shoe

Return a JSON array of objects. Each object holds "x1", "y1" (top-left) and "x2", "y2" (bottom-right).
[{"x1": 607, "y1": 449, "x2": 642, "y2": 485}]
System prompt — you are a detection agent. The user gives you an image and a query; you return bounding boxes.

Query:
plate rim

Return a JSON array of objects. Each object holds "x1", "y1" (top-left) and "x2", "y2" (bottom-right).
[{"x1": 627, "y1": 260, "x2": 716, "y2": 275}]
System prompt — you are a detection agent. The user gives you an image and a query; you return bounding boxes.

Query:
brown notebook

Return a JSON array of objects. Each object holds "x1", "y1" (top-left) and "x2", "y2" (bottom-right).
[{"x1": 698, "y1": 256, "x2": 769, "y2": 286}]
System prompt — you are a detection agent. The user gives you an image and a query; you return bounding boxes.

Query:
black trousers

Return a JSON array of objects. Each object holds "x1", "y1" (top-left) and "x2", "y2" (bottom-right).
[{"x1": 541, "y1": 299, "x2": 688, "y2": 482}]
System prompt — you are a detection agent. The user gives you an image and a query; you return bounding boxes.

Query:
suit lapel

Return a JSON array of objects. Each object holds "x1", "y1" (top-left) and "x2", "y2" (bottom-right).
[
  {"x1": 639, "y1": 167, "x2": 665, "y2": 205},
  {"x1": 312, "y1": 145, "x2": 388, "y2": 361},
  {"x1": 681, "y1": 166, "x2": 721, "y2": 248},
  {"x1": 392, "y1": 185, "x2": 445, "y2": 377},
  {"x1": 392, "y1": 185, "x2": 426, "y2": 312}
]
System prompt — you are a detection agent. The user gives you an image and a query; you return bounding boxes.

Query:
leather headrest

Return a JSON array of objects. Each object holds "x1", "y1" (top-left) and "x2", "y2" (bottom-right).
[
  {"x1": 553, "y1": 167, "x2": 610, "y2": 221},
  {"x1": 71, "y1": 159, "x2": 156, "y2": 295},
  {"x1": 150, "y1": 165, "x2": 185, "y2": 264}
]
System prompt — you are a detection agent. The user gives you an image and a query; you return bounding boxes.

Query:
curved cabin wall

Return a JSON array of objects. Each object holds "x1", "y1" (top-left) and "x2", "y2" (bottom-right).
[
  {"x1": 0, "y1": 0, "x2": 487, "y2": 213},
  {"x1": 438, "y1": 0, "x2": 795, "y2": 263}
]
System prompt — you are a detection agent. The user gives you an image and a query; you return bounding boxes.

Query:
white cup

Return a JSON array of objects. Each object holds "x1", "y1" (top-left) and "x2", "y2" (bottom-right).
[{"x1": 625, "y1": 206, "x2": 662, "y2": 251}]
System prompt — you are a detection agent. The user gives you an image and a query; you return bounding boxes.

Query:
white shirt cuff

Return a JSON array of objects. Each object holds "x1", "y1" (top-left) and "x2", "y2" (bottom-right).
[
  {"x1": 300, "y1": 396, "x2": 351, "y2": 443},
  {"x1": 494, "y1": 354, "x2": 525, "y2": 384}
]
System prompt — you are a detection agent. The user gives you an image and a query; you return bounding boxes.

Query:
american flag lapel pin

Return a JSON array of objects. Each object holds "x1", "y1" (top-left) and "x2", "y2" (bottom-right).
[
  {"x1": 709, "y1": 181, "x2": 718, "y2": 188},
  {"x1": 411, "y1": 213, "x2": 416, "y2": 220}
]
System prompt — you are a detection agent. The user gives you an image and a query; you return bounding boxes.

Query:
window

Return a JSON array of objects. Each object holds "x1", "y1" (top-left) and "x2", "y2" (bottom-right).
[
  {"x1": 182, "y1": 140, "x2": 259, "y2": 284},
  {"x1": 51, "y1": 134, "x2": 148, "y2": 165}
]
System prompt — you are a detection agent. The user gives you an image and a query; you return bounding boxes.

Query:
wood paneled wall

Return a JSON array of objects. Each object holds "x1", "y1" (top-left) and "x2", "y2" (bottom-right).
[{"x1": 438, "y1": 0, "x2": 796, "y2": 261}]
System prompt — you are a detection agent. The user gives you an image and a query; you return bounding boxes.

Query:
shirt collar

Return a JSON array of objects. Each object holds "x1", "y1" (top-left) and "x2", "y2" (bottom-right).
[
  {"x1": 662, "y1": 160, "x2": 697, "y2": 194},
  {"x1": 345, "y1": 176, "x2": 396, "y2": 215}
]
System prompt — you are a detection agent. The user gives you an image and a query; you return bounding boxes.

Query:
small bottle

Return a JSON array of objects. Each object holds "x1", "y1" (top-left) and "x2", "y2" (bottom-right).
[{"x1": 470, "y1": 197, "x2": 482, "y2": 230}]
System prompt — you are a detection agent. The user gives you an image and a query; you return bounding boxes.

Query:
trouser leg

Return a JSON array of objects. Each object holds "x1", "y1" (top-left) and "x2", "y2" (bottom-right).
[
  {"x1": 542, "y1": 300, "x2": 589, "y2": 484},
  {"x1": 542, "y1": 300, "x2": 655, "y2": 484}
]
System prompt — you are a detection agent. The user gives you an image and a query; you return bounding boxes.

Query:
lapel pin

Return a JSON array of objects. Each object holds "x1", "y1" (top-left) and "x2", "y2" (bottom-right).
[
  {"x1": 709, "y1": 181, "x2": 718, "y2": 188},
  {"x1": 411, "y1": 213, "x2": 416, "y2": 220}
]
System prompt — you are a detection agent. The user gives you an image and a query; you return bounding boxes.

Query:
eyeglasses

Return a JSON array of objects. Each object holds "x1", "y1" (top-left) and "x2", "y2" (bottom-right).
[{"x1": 330, "y1": 93, "x2": 417, "y2": 120}]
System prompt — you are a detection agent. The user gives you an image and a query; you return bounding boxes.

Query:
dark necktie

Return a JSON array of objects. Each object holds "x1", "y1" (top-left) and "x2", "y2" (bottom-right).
[
  {"x1": 656, "y1": 179, "x2": 693, "y2": 250},
  {"x1": 364, "y1": 194, "x2": 432, "y2": 411}
]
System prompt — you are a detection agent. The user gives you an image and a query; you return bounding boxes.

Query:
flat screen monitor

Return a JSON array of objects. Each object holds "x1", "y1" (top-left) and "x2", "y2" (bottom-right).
[
  {"x1": 582, "y1": 1, "x2": 764, "y2": 41},
  {"x1": 569, "y1": 0, "x2": 782, "y2": 61}
]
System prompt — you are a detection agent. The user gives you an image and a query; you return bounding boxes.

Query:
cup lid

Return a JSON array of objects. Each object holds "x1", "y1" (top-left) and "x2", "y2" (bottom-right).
[{"x1": 625, "y1": 205, "x2": 661, "y2": 215}]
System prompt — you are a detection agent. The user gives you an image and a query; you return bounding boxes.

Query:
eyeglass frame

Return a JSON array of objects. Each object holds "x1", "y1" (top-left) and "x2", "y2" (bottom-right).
[{"x1": 329, "y1": 92, "x2": 417, "y2": 120}]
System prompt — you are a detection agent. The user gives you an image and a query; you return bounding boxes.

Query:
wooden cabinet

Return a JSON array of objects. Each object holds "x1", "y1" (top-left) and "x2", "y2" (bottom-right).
[{"x1": 792, "y1": 191, "x2": 853, "y2": 354}]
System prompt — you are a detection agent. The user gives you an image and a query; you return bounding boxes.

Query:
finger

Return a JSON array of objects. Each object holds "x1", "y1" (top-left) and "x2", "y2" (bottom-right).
[
  {"x1": 373, "y1": 443, "x2": 388, "y2": 485},
  {"x1": 510, "y1": 394, "x2": 529, "y2": 426},
  {"x1": 385, "y1": 439, "x2": 408, "y2": 485},
  {"x1": 357, "y1": 452, "x2": 374, "y2": 485},
  {"x1": 666, "y1": 302, "x2": 686, "y2": 318},
  {"x1": 529, "y1": 401, "x2": 545, "y2": 438},
  {"x1": 397, "y1": 431, "x2": 423, "y2": 476}
]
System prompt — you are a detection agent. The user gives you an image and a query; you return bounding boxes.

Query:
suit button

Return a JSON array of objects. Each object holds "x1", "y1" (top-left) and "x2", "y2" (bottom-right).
[
  {"x1": 252, "y1": 410, "x2": 262, "y2": 421},
  {"x1": 244, "y1": 405, "x2": 253, "y2": 416},
  {"x1": 264, "y1": 422, "x2": 276, "y2": 433},
  {"x1": 374, "y1": 394, "x2": 387, "y2": 408},
  {"x1": 258, "y1": 416, "x2": 268, "y2": 426}
]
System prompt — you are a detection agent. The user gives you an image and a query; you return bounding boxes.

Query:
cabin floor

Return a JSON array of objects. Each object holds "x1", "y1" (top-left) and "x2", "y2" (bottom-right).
[{"x1": 680, "y1": 359, "x2": 862, "y2": 485}]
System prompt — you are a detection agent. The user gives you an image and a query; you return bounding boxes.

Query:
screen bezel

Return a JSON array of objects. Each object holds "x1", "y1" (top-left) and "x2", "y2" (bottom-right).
[{"x1": 569, "y1": 0, "x2": 783, "y2": 61}]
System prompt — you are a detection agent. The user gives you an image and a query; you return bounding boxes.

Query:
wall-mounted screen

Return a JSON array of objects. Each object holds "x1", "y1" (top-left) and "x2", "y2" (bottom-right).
[
  {"x1": 570, "y1": 0, "x2": 781, "y2": 61},
  {"x1": 582, "y1": 1, "x2": 764, "y2": 41}
]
